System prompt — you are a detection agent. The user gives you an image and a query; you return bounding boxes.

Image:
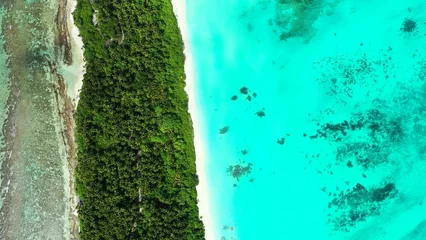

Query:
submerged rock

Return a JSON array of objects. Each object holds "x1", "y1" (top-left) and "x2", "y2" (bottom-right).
[
  {"x1": 219, "y1": 126, "x2": 229, "y2": 134},
  {"x1": 256, "y1": 108, "x2": 266, "y2": 117},
  {"x1": 277, "y1": 137, "x2": 285, "y2": 145},
  {"x1": 240, "y1": 86, "x2": 249, "y2": 94},
  {"x1": 371, "y1": 183, "x2": 396, "y2": 202},
  {"x1": 401, "y1": 18, "x2": 416, "y2": 32},
  {"x1": 227, "y1": 163, "x2": 253, "y2": 180}
]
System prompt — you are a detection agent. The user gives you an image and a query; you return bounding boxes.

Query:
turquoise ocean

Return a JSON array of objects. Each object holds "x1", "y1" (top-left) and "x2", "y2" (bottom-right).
[{"x1": 187, "y1": 0, "x2": 426, "y2": 239}]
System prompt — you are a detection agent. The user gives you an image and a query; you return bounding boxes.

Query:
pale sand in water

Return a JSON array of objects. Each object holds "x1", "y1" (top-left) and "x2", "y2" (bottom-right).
[{"x1": 171, "y1": 1, "x2": 215, "y2": 240}]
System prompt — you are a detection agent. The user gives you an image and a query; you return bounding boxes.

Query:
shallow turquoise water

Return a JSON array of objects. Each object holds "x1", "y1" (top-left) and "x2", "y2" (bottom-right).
[
  {"x1": 187, "y1": 0, "x2": 426, "y2": 239},
  {"x1": 0, "y1": 7, "x2": 10, "y2": 211}
]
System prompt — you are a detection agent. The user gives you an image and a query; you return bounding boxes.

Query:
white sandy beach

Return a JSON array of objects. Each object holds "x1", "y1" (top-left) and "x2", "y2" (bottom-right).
[
  {"x1": 66, "y1": 0, "x2": 85, "y2": 108},
  {"x1": 67, "y1": 0, "x2": 85, "y2": 237},
  {"x1": 171, "y1": 1, "x2": 215, "y2": 240}
]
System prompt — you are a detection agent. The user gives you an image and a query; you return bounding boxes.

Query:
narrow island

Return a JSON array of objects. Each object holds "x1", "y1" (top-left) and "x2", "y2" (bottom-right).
[{"x1": 73, "y1": 0, "x2": 205, "y2": 239}]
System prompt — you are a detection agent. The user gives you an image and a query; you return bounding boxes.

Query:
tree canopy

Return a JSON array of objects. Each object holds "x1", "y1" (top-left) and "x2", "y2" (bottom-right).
[{"x1": 73, "y1": 0, "x2": 205, "y2": 239}]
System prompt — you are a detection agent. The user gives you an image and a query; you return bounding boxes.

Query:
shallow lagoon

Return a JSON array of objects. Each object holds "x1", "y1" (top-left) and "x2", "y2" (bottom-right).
[
  {"x1": 0, "y1": 7, "x2": 10, "y2": 211},
  {"x1": 187, "y1": 0, "x2": 426, "y2": 239},
  {"x1": 0, "y1": 0, "x2": 73, "y2": 238}
]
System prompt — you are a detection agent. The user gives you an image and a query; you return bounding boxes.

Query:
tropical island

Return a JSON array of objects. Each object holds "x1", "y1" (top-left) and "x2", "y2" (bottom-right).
[{"x1": 73, "y1": 0, "x2": 205, "y2": 239}]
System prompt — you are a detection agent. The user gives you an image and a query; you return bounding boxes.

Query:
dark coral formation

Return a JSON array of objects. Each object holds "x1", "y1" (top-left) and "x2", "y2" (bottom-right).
[
  {"x1": 314, "y1": 53, "x2": 395, "y2": 98},
  {"x1": 220, "y1": 126, "x2": 230, "y2": 134},
  {"x1": 327, "y1": 183, "x2": 398, "y2": 231},
  {"x1": 240, "y1": 86, "x2": 249, "y2": 94},
  {"x1": 227, "y1": 163, "x2": 253, "y2": 181},
  {"x1": 277, "y1": 137, "x2": 285, "y2": 145},
  {"x1": 274, "y1": 0, "x2": 339, "y2": 42},
  {"x1": 231, "y1": 95, "x2": 238, "y2": 101},
  {"x1": 307, "y1": 108, "x2": 405, "y2": 169},
  {"x1": 401, "y1": 18, "x2": 416, "y2": 32},
  {"x1": 256, "y1": 108, "x2": 266, "y2": 117},
  {"x1": 311, "y1": 112, "x2": 402, "y2": 142},
  {"x1": 336, "y1": 142, "x2": 387, "y2": 169},
  {"x1": 371, "y1": 183, "x2": 396, "y2": 202},
  {"x1": 305, "y1": 48, "x2": 426, "y2": 233}
]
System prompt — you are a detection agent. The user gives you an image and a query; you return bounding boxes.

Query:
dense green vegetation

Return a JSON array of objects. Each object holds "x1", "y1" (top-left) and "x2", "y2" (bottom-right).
[{"x1": 73, "y1": 0, "x2": 205, "y2": 239}]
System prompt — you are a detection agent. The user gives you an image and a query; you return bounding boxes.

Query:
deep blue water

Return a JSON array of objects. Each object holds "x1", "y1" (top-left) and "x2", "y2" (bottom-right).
[{"x1": 187, "y1": 0, "x2": 426, "y2": 239}]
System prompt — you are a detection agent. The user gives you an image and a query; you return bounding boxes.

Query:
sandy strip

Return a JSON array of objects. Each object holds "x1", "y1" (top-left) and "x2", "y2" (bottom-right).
[
  {"x1": 68, "y1": 0, "x2": 85, "y2": 107},
  {"x1": 170, "y1": 1, "x2": 215, "y2": 240},
  {"x1": 67, "y1": 0, "x2": 85, "y2": 238}
]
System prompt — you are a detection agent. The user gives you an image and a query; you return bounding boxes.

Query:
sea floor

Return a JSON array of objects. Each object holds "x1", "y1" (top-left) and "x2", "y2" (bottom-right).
[
  {"x1": 0, "y1": 0, "x2": 79, "y2": 239},
  {"x1": 187, "y1": 0, "x2": 426, "y2": 239}
]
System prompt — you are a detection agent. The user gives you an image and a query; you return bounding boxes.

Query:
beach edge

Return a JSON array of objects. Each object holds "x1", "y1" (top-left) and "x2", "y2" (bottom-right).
[
  {"x1": 170, "y1": 1, "x2": 215, "y2": 240},
  {"x1": 67, "y1": 0, "x2": 85, "y2": 237}
]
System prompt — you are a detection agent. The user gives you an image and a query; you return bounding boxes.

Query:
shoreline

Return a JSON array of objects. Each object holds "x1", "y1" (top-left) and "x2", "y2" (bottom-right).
[
  {"x1": 67, "y1": 0, "x2": 85, "y2": 107},
  {"x1": 170, "y1": 1, "x2": 215, "y2": 240},
  {"x1": 65, "y1": 0, "x2": 85, "y2": 238}
]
